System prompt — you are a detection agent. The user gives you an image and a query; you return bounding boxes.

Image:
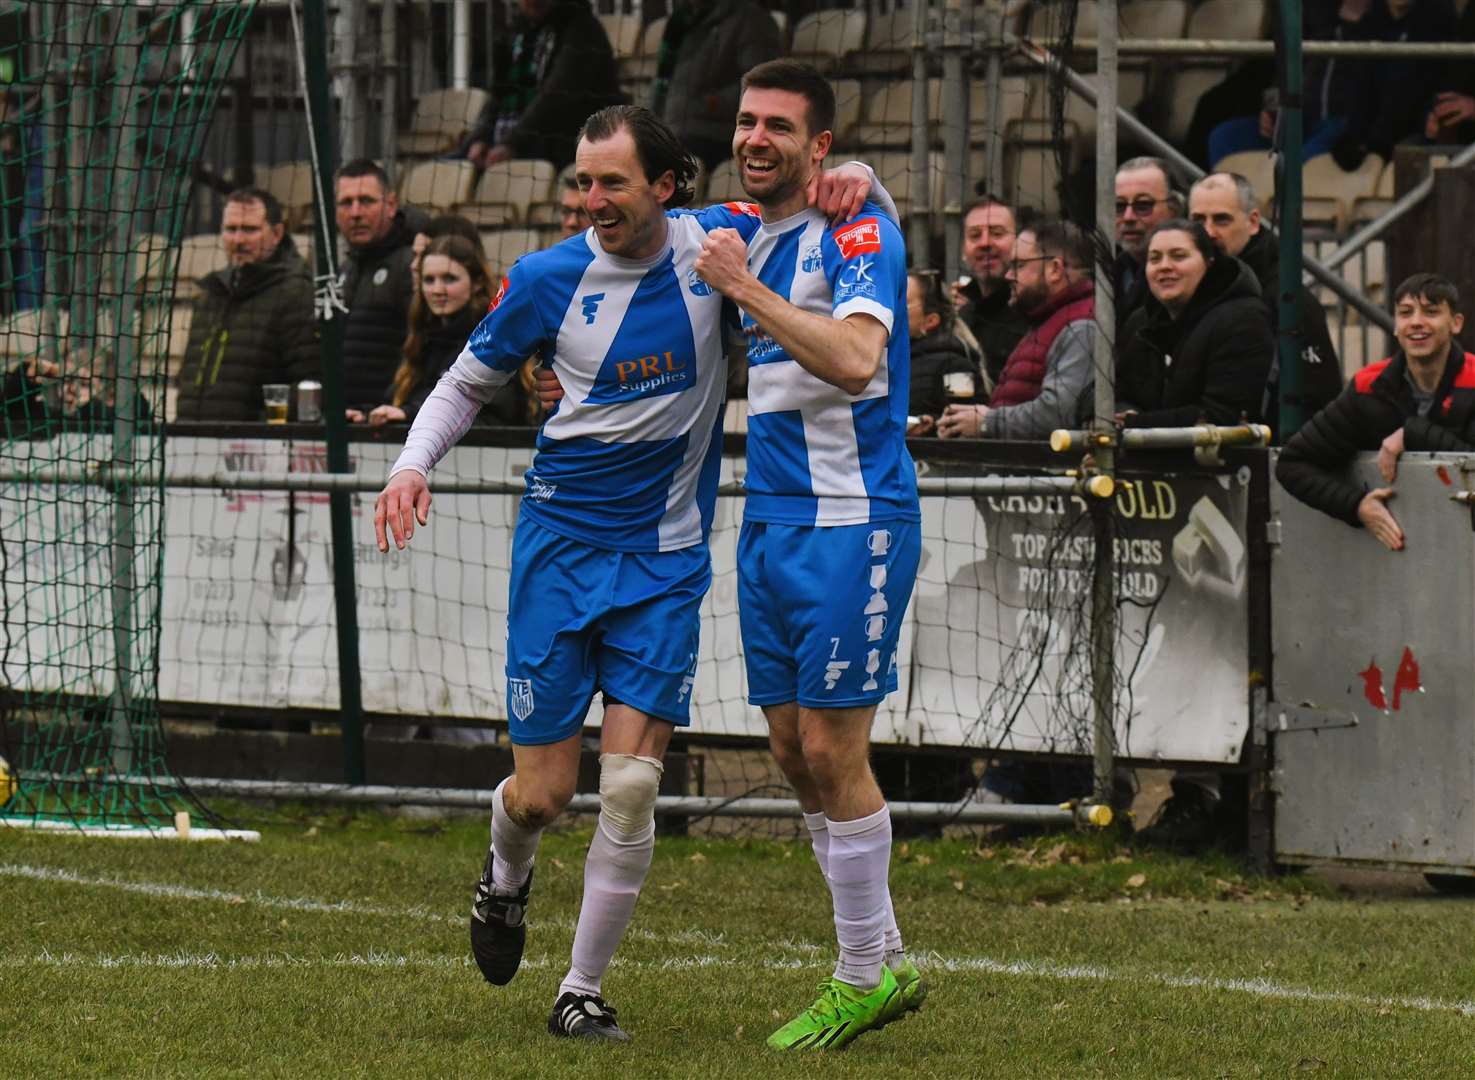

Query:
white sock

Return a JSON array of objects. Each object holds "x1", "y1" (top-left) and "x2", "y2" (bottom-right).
[
  {"x1": 826, "y1": 805, "x2": 892, "y2": 990},
  {"x1": 559, "y1": 812, "x2": 655, "y2": 998},
  {"x1": 490, "y1": 777, "x2": 541, "y2": 892},
  {"x1": 807, "y1": 809, "x2": 905, "y2": 962}
]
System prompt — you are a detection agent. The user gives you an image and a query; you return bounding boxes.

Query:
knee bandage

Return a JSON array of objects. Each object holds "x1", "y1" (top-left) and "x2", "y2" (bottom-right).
[{"x1": 598, "y1": 753, "x2": 663, "y2": 836}]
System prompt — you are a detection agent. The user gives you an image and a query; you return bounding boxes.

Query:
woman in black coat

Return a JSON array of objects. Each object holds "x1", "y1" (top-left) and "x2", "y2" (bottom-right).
[
  {"x1": 1116, "y1": 219, "x2": 1274, "y2": 430},
  {"x1": 905, "y1": 269, "x2": 983, "y2": 435},
  {"x1": 364, "y1": 235, "x2": 538, "y2": 428}
]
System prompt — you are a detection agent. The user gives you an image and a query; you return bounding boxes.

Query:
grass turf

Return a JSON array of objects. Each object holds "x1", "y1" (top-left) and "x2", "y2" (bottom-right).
[{"x1": 3, "y1": 804, "x2": 1473, "y2": 1078}]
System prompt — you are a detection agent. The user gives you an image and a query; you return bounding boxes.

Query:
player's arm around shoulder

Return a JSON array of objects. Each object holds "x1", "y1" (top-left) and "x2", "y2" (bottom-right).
[{"x1": 694, "y1": 224, "x2": 890, "y2": 397}]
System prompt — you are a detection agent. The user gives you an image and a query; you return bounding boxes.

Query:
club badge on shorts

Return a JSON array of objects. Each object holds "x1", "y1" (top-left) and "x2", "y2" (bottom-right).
[{"x1": 509, "y1": 678, "x2": 535, "y2": 721}]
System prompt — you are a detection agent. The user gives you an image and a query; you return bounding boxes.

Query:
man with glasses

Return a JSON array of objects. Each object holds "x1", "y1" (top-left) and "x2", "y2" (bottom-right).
[
  {"x1": 936, "y1": 220, "x2": 1095, "y2": 440},
  {"x1": 1114, "y1": 157, "x2": 1180, "y2": 332}
]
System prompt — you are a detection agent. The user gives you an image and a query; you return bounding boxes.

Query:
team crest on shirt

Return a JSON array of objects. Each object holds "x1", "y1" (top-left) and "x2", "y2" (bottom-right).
[
  {"x1": 834, "y1": 218, "x2": 882, "y2": 259},
  {"x1": 802, "y1": 244, "x2": 823, "y2": 273},
  {"x1": 508, "y1": 678, "x2": 534, "y2": 721},
  {"x1": 686, "y1": 268, "x2": 713, "y2": 296}
]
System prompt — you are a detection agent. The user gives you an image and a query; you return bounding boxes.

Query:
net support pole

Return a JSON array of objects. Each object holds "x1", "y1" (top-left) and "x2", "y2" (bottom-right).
[
  {"x1": 336, "y1": 0, "x2": 366, "y2": 162},
  {"x1": 907, "y1": 0, "x2": 930, "y2": 260},
  {"x1": 303, "y1": 0, "x2": 367, "y2": 784},
  {"x1": 1089, "y1": 0, "x2": 1119, "y2": 805},
  {"x1": 940, "y1": 0, "x2": 969, "y2": 283},
  {"x1": 1276, "y1": 0, "x2": 1307, "y2": 441},
  {"x1": 108, "y1": 17, "x2": 143, "y2": 774}
]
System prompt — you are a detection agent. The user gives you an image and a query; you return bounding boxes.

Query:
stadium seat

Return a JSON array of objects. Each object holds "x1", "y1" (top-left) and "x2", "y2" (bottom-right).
[
  {"x1": 597, "y1": 13, "x2": 643, "y2": 61},
  {"x1": 870, "y1": 150, "x2": 941, "y2": 219},
  {"x1": 1350, "y1": 160, "x2": 1395, "y2": 224},
  {"x1": 831, "y1": 79, "x2": 863, "y2": 147},
  {"x1": 399, "y1": 159, "x2": 478, "y2": 215},
  {"x1": 970, "y1": 76, "x2": 1034, "y2": 145},
  {"x1": 1007, "y1": 82, "x2": 1095, "y2": 151},
  {"x1": 1303, "y1": 153, "x2": 1384, "y2": 232},
  {"x1": 1161, "y1": 0, "x2": 1265, "y2": 143},
  {"x1": 1026, "y1": 0, "x2": 1098, "y2": 45},
  {"x1": 457, "y1": 159, "x2": 555, "y2": 227},
  {"x1": 1003, "y1": 143, "x2": 1067, "y2": 216},
  {"x1": 846, "y1": 8, "x2": 915, "y2": 77},
  {"x1": 788, "y1": 10, "x2": 866, "y2": 74},
  {"x1": 854, "y1": 80, "x2": 940, "y2": 149},
  {"x1": 175, "y1": 233, "x2": 229, "y2": 299},
  {"x1": 130, "y1": 232, "x2": 173, "y2": 292},
  {"x1": 703, "y1": 159, "x2": 746, "y2": 204},
  {"x1": 257, "y1": 161, "x2": 317, "y2": 230},
  {"x1": 290, "y1": 231, "x2": 315, "y2": 269},
  {"x1": 1212, "y1": 150, "x2": 1275, "y2": 213},
  {"x1": 1188, "y1": 0, "x2": 1266, "y2": 39},
  {"x1": 1119, "y1": 1, "x2": 1189, "y2": 109},
  {"x1": 620, "y1": 15, "x2": 666, "y2": 85},
  {"x1": 0, "y1": 307, "x2": 70, "y2": 364},
  {"x1": 396, "y1": 87, "x2": 490, "y2": 158},
  {"x1": 481, "y1": 228, "x2": 544, "y2": 277}
]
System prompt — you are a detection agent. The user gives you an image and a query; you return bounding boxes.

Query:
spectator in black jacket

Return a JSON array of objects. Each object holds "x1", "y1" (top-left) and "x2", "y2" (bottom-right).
[
  {"x1": 175, "y1": 188, "x2": 318, "y2": 422},
  {"x1": 1277, "y1": 272, "x2": 1475, "y2": 551},
  {"x1": 905, "y1": 269, "x2": 976, "y2": 433},
  {"x1": 1423, "y1": 0, "x2": 1475, "y2": 143},
  {"x1": 336, "y1": 159, "x2": 430, "y2": 416},
  {"x1": 953, "y1": 195, "x2": 1028, "y2": 387},
  {"x1": 466, "y1": 0, "x2": 624, "y2": 170},
  {"x1": 1188, "y1": 172, "x2": 1343, "y2": 436},
  {"x1": 1117, "y1": 220, "x2": 1274, "y2": 430}
]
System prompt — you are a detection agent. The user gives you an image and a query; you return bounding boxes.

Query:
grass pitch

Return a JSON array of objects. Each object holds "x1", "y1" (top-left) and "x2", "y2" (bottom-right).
[{"x1": 3, "y1": 804, "x2": 1474, "y2": 1079}]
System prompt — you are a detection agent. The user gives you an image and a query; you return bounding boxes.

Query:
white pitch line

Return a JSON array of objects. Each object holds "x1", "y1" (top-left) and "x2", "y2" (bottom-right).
[
  {"x1": 8, "y1": 862, "x2": 1475, "y2": 1019},
  {"x1": 0, "y1": 862, "x2": 727, "y2": 948}
]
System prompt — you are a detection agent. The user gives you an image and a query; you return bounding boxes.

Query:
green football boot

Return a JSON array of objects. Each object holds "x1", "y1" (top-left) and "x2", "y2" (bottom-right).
[
  {"x1": 882, "y1": 956, "x2": 928, "y2": 1024},
  {"x1": 767, "y1": 965, "x2": 901, "y2": 1051}
]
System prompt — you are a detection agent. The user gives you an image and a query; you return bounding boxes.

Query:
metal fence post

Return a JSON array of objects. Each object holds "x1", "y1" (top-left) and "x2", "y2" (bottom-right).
[
  {"x1": 303, "y1": 0, "x2": 367, "y2": 784},
  {"x1": 1276, "y1": 0, "x2": 1306, "y2": 441},
  {"x1": 1090, "y1": 0, "x2": 1119, "y2": 804}
]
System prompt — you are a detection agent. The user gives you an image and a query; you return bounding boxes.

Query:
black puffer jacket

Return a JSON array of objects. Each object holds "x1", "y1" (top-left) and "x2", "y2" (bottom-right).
[
  {"x1": 908, "y1": 328, "x2": 978, "y2": 418},
  {"x1": 1117, "y1": 255, "x2": 1274, "y2": 429},
  {"x1": 340, "y1": 205, "x2": 430, "y2": 414},
  {"x1": 1236, "y1": 229, "x2": 1343, "y2": 435},
  {"x1": 175, "y1": 238, "x2": 318, "y2": 422},
  {"x1": 388, "y1": 307, "x2": 482, "y2": 424},
  {"x1": 1276, "y1": 344, "x2": 1475, "y2": 525}
]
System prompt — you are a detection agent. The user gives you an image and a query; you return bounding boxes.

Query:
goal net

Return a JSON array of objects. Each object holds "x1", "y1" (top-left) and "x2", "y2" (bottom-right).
[{"x1": 0, "y1": 0, "x2": 256, "y2": 833}]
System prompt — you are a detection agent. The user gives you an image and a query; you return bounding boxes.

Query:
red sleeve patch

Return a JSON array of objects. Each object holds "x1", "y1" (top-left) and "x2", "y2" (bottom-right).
[
  {"x1": 834, "y1": 217, "x2": 882, "y2": 259},
  {"x1": 722, "y1": 201, "x2": 761, "y2": 218},
  {"x1": 488, "y1": 275, "x2": 510, "y2": 312}
]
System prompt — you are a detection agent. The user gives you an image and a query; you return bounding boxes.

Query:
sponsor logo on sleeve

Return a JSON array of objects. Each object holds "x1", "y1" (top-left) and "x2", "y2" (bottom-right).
[
  {"x1": 836, "y1": 254, "x2": 878, "y2": 300},
  {"x1": 834, "y1": 217, "x2": 882, "y2": 259},
  {"x1": 722, "y1": 201, "x2": 761, "y2": 218},
  {"x1": 489, "y1": 276, "x2": 510, "y2": 312}
]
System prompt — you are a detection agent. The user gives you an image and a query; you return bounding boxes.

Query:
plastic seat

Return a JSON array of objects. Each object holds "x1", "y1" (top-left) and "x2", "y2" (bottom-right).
[
  {"x1": 1212, "y1": 151, "x2": 1275, "y2": 212},
  {"x1": 1189, "y1": 0, "x2": 1266, "y2": 38},
  {"x1": 397, "y1": 88, "x2": 490, "y2": 158},
  {"x1": 257, "y1": 161, "x2": 317, "y2": 230},
  {"x1": 399, "y1": 159, "x2": 479, "y2": 214},
  {"x1": 831, "y1": 79, "x2": 863, "y2": 147},
  {"x1": 1119, "y1": 1, "x2": 1189, "y2": 108},
  {"x1": 788, "y1": 10, "x2": 866, "y2": 74},
  {"x1": 176, "y1": 234, "x2": 229, "y2": 298},
  {"x1": 481, "y1": 228, "x2": 544, "y2": 277},
  {"x1": 457, "y1": 159, "x2": 556, "y2": 227},
  {"x1": 621, "y1": 15, "x2": 666, "y2": 84},
  {"x1": 854, "y1": 80, "x2": 940, "y2": 149},
  {"x1": 1303, "y1": 153, "x2": 1384, "y2": 232},
  {"x1": 597, "y1": 13, "x2": 642, "y2": 60},
  {"x1": 846, "y1": 8, "x2": 915, "y2": 77}
]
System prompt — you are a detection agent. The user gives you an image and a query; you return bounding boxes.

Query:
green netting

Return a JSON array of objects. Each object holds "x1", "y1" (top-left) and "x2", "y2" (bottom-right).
[{"x1": 0, "y1": 0, "x2": 256, "y2": 833}]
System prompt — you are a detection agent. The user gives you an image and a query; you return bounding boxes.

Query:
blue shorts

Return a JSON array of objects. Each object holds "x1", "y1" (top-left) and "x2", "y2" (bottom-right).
[
  {"x1": 504, "y1": 517, "x2": 709, "y2": 746},
  {"x1": 737, "y1": 519, "x2": 920, "y2": 709}
]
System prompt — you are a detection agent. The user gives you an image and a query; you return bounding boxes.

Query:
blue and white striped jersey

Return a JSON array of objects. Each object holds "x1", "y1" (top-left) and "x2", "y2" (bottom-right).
[
  {"x1": 444, "y1": 203, "x2": 762, "y2": 552},
  {"x1": 741, "y1": 202, "x2": 920, "y2": 526}
]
